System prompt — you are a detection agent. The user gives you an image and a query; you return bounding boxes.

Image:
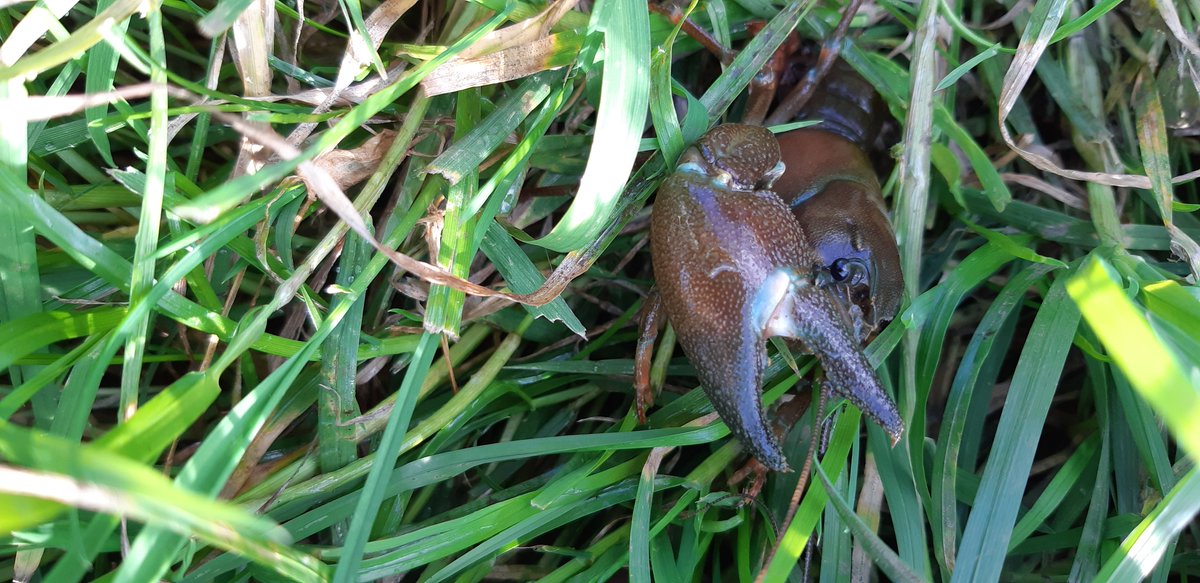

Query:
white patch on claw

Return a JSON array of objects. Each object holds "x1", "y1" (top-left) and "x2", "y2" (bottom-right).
[
  {"x1": 708, "y1": 265, "x2": 737, "y2": 279},
  {"x1": 760, "y1": 161, "x2": 785, "y2": 189},
  {"x1": 751, "y1": 269, "x2": 802, "y2": 339}
]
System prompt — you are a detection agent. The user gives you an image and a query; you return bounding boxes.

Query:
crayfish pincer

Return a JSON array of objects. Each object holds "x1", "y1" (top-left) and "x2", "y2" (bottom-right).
[{"x1": 645, "y1": 123, "x2": 902, "y2": 472}]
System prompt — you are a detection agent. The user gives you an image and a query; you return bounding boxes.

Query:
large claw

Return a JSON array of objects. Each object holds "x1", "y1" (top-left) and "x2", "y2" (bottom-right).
[
  {"x1": 650, "y1": 124, "x2": 903, "y2": 473},
  {"x1": 672, "y1": 268, "x2": 902, "y2": 472},
  {"x1": 678, "y1": 327, "x2": 791, "y2": 471},
  {"x1": 774, "y1": 277, "x2": 904, "y2": 445}
]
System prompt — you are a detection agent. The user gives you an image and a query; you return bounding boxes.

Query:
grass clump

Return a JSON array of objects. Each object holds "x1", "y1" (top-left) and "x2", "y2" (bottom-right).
[{"x1": 1, "y1": 0, "x2": 1199, "y2": 581}]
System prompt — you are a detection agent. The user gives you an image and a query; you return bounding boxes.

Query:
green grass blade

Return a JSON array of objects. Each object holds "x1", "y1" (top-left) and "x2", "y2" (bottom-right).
[
  {"x1": 761, "y1": 409, "x2": 860, "y2": 581},
  {"x1": 932, "y1": 263, "x2": 1053, "y2": 571},
  {"x1": 332, "y1": 332, "x2": 439, "y2": 580},
  {"x1": 317, "y1": 235, "x2": 368, "y2": 544},
  {"x1": 0, "y1": 420, "x2": 325, "y2": 580},
  {"x1": 1068, "y1": 255, "x2": 1200, "y2": 462},
  {"x1": 814, "y1": 456, "x2": 924, "y2": 583},
  {"x1": 952, "y1": 272, "x2": 1081, "y2": 582},
  {"x1": 426, "y1": 72, "x2": 555, "y2": 185},
  {"x1": 116, "y1": 5, "x2": 169, "y2": 422},
  {"x1": 531, "y1": 0, "x2": 650, "y2": 252},
  {"x1": 0, "y1": 308, "x2": 124, "y2": 371},
  {"x1": 480, "y1": 222, "x2": 585, "y2": 335},
  {"x1": 1095, "y1": 466, "x2": 1200, "y2": 580}
]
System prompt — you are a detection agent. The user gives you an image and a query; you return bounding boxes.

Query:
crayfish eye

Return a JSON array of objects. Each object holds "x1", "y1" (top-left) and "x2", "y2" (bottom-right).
[{"x1": 830, "y1": 258, "x2": 853, "y2": 282}]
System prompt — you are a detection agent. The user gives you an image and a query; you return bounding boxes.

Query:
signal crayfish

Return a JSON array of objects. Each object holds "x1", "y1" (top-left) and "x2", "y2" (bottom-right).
[{"x1": 635, "y1": 6, "x2": 906, "y2": 474}]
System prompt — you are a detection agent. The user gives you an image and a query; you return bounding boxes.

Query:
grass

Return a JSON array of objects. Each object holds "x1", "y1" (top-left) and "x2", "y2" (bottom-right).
[{"x1": 1, "y1": 0, "x2": 1199, "y2": 581}]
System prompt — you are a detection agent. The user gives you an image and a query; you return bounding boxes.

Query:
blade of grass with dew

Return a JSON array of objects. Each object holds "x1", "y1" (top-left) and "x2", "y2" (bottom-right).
[
  {"x1": 365, "y1": 473, "x2": 666, "y2": 580},
  {"x1": 532, "y1": 0, "x2": 649, "y2": 252},
  {"x1": 952, "y1": 273, "x2": 1081, "y2": 582},
  {"x1": 367, "y1": 460, "x2": 604, "y2": 573},
  {"x1": 425, "y1": 72, "x2": 556, "y2": 185},
  {"x1": 466, "y1": 73, "x2": 584, "y2": 334},
  {"x1": 385, "y1": 460, "x2": 653, "y2": 578},
  {"x1": 480, "y1": 223, "x2": 585, "y2": 335},
  {"x1": 426, "y1": 467, "x2": 673, "y2": 583},
  {"x1": 463, "y1": 69, "x2": 568, "y2": 221},
  {"x1": 0, "y1": 0, "x2": 75, "y2": 70}
]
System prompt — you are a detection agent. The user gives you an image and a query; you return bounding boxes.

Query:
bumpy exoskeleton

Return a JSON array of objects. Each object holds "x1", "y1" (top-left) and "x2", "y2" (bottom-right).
[{"x1": 649, "y1": 124, "x2": 902, "y2": 471}]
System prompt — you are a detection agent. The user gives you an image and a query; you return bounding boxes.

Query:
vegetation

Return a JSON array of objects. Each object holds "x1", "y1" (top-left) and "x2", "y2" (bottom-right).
[{"x1": 1, "y1": 0, "x2": 1199, "y2": 580}]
